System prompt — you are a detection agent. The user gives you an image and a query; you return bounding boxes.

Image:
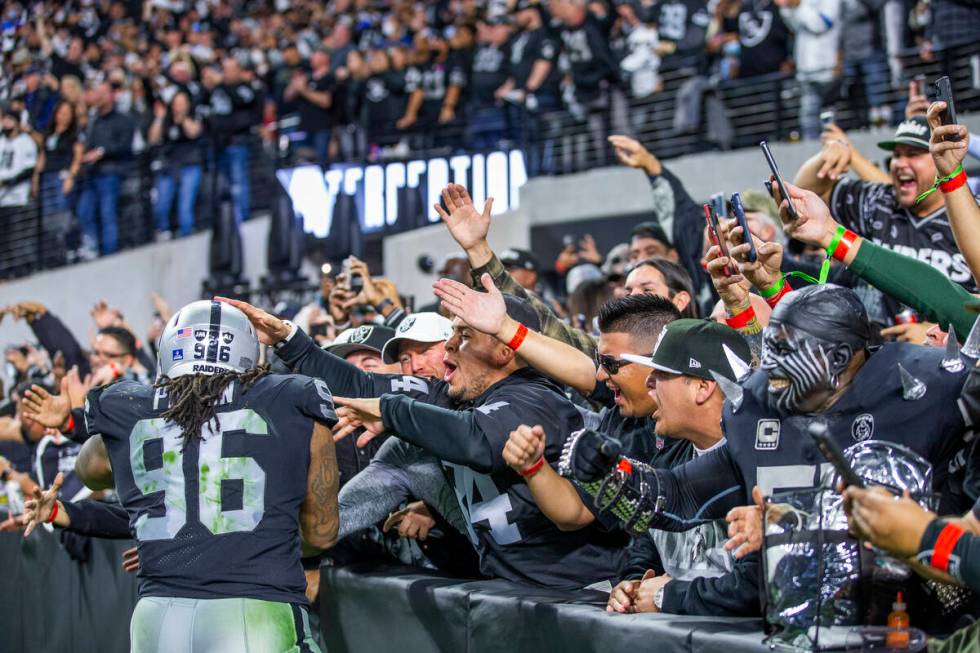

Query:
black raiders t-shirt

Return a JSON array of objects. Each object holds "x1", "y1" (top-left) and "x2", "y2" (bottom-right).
[
  {"x1": 298, "y1": 72, "x2": 335, "y2": 135},
  {"x1": 830, "y1": 178, "x2": 978, "y2": 324},
  {"x1": 723, "y1": 0, "x2": 790, "y2": 78},
  {"x1": 470, "y1": 43, "x2": 510, "y2": 110},
  {"x1": 507, "y1": 27, "x2": 561, "y2": 97}
]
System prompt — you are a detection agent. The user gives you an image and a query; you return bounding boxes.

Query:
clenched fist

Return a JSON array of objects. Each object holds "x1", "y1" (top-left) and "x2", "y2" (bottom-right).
[{"x1": 503, "y1": 425, "x2": 547, "y2": 476}]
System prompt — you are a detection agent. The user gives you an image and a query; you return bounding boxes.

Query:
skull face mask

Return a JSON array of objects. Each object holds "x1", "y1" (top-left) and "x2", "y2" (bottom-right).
[{"x1": 761, "y1": 285, "x2": 871, "y2": 416}]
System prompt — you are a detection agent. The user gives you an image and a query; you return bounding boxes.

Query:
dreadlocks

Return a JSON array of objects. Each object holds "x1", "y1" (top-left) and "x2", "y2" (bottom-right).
[{"x1": 155, "y1": 365, "x2": 272, "y2": 448}]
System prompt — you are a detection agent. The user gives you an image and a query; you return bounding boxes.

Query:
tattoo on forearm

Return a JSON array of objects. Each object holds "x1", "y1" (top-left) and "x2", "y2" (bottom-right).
[{"x1": 301, "y1": 422, "x2": 340, "y2": 548}]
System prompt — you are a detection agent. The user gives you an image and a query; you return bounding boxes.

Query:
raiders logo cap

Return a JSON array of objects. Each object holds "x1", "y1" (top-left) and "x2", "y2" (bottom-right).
[
  {"x1": 877, "y1": 116, "x2": 930, "y2": 151},
  {"x1": 382, "y1": 312, "x2": 454, "y2": 363},
  {"x1": 325, "y1": 325, "x2": 396, "y2": 358},
  {"x1": 621, "y1": 318, "x2": 751, "y2": 382}
]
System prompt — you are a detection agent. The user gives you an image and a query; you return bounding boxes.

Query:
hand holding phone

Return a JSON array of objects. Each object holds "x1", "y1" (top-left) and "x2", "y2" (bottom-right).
[
  {"x1": 808, "y1": 422, "x2": 865, "y2": 489},
  {"x1": 933, "y1": 76, "x2": 960, "y2": 142},
  {"x1": 760, "y1": 141, "x2": 799, "y2": 220},
  {"x1": 729, "y1": 192, "x2": 758, "y2": 263},
  {"x1": 703, "y1": 203, "x2": 737, "y2": 276}
]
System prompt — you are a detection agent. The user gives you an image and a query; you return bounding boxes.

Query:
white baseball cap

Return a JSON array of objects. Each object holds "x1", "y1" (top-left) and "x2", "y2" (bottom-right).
[{"x1": 381, "y1": 312, "x2": 453, "y2": 364}]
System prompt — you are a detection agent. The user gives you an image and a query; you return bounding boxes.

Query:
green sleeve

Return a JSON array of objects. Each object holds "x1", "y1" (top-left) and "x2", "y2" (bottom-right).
[
  {"x1": 470, "y1": 252, "x2": 597, "y2": 356},
  {"x1": 848, "y1": 240, "x2": 977, "y2": 341}
]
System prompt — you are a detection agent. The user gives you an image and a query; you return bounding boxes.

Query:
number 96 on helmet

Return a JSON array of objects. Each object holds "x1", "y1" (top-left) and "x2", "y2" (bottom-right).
[{"x1": 157, "y1": 300, "x2": 260, "y2": 378}]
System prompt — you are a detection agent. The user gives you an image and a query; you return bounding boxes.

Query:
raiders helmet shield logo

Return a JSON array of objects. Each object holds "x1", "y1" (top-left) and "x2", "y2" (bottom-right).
[
  {"x1": 194, "y1": 329, "x2": 207, "y2": 341},
  {"x1": 350, "y1": 326, "x2": 372, "y2": 343},
  {"x1": 755, "y1": 419, "x2": 780, "y2": 451},
  {"x1": 852, "y1": 413, "x2": 875, "y2": 441},
  {"x1": 222, "y1": 332, "x2": 235, "y2": 345},
  {"x1": 398, "y1": 317, "x2": 417, "y2": 333}
]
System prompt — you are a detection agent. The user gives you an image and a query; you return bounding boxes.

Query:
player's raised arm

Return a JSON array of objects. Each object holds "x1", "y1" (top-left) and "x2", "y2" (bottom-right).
[
  {"x1": 217, "y1": 296, "x2": 383, "y2": 399},
  {"x1": 300, "y1": 421, "x2": 340, "y2": 550}
]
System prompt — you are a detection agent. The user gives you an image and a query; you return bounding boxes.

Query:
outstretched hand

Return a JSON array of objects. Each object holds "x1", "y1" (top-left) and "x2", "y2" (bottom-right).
[
  {"x1": 724, "y1": 485, "x2": 766, "y2": 559},
  {"x1": 433, "y1": 273, "x2": 508, "y2": 338},
  {"x1": 608, "y1": 135, "x2": 662, "y2": 176},
  {"x1": 22, "y1": 383, "x2": 71, "y2": 430},
  {"x1": 215, "y1": 297, "x2": 291, "y2": 345},
  {"x1": 771, "y1": 180, "x2": 840, "y2": 250},
  {"x1": 22, "y1": 472, "x2": 63, "y2": 536},
  {"x1": 434, "y1": 183, "x2": 494, "y2": 252},
  {"x1": 333, "y1": 398, "x2": 384, "y2": 447}
]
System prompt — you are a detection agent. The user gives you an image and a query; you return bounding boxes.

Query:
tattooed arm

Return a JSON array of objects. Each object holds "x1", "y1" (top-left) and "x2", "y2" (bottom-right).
[{"x1": 300, "y1": 422, "x2": 340, "y2": 550}]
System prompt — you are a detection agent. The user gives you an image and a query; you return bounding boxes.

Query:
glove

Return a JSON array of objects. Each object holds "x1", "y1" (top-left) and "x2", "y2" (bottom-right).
[{"x1": 558, "y1": 429, "x2": 622, "y2": 482}]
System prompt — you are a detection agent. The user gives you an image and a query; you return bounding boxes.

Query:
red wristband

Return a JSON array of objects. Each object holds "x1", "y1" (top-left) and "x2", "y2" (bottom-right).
[
  {"x1": 726, "y1": 305, "x2": 757, "y2": 330},
  {"x1": 931, "y1": 522, "x2": 966, "y2": 573},
  {"x1": 64, "y1": 413, "x2": 75, "y2": 433},
  {"x1": 507, "y1": 323, "x2": 529, "y2": 351},
  {"x1": 46, "y1": 500, "x2": 60, "y2": 524},
  {"x1": 520, "y1": 457, "x2": 545, "y2": 478},
  {"x1": 764, "y1": 281, "x2": 792, "y2": 308},
  {"x1": 940, "y1": 168, "x2": 968, "y2": 194},
  {"x1": 831, "y1": 229, "x2": 858, "y2": 262}
]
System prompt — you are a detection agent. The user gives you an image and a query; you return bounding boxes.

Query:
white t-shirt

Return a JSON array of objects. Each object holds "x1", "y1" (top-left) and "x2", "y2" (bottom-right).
[{"x1": 0, "y1": 132, "x2": 37, "y2": 207}]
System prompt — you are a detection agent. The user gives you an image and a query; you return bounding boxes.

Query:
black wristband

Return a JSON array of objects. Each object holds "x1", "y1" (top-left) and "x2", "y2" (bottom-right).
[{"x1": 376, "y1": 298, "x2": 393, "y2": 313}]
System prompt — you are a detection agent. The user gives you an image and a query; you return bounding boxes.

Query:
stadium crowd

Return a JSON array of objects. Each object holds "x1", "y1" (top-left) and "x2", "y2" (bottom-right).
[
  {"x1": 1, "y1": 0, "x2": 980, "y2": 279},
  {"x1": 2, "y1": 76, "x2": 980, "y2": 650}
]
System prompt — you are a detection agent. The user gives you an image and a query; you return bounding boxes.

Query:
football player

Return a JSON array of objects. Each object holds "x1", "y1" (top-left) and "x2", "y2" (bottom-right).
[{"x1": 22, "y1": 300, "x2": 340, "y2": 653}]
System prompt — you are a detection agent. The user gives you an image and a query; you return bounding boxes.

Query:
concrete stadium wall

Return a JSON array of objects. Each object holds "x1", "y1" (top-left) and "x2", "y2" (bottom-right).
[
  {"x1": 0, "y1": 216, "x2": 292, "y2": 352},
  {"x1": 3, "y1": 116, "x2": 979, "y2": 345}
]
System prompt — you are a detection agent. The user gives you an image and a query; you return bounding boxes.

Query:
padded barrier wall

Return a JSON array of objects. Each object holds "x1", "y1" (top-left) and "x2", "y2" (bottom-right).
[{"x1": 0, "y1": 532, "x2": 770, "y2": 653}]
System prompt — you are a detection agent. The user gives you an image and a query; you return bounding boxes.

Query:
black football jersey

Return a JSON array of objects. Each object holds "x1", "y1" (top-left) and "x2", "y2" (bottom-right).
[
  {"x1": 278, "y1": 329, "x2": 626, "y2": 589},
  {"x1": 84, "y1": 374, "x2": 337, "y2": 605},
  {"x1": 644, "y1": 343, "x2": 973, "y2": 532},
  {"x1": 723, "y1": 343, "x2": 971, "y2": 515},
  {"x1": 830, "y1": 178, "x2": 979, "y2": 323}
]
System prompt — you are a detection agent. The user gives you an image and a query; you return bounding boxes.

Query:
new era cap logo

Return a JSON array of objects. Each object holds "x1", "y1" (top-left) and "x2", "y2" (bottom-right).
[{"x1": 689, "y1": 358, "x2": 701, "y2": 368}]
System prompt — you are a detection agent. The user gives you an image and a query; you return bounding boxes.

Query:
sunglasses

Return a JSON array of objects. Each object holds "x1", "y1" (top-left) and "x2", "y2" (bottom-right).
[{"x1": 594, "y1": 352, "x2": 633, "y2": 375}]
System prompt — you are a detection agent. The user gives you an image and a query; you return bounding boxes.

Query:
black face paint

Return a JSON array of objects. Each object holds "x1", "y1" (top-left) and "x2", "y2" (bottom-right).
[{"x1": 761, "y1": 324, "x2": 848, "y2": 414}]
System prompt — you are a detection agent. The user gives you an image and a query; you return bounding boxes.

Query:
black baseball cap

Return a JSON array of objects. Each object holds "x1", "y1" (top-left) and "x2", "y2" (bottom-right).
[
  {"x1": 630, "y1": 221, "x2": 671, "y2": 247},
  {"x1": 877, "y1": 116, "x2": 930, "y2": 151},
  {"x1": 499, "y1": 248, "x2": 539, "y2": 273},
  {"x1": 324, "y1": 325, "x2": 395, "y2": 358},
  {"x1": 622, "y1": 319, "x2": 751, "y2": 382}
]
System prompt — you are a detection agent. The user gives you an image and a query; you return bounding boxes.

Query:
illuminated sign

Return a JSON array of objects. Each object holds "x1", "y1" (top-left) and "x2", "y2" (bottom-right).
[{"x1": 277, "y1": 150, "x2": 528, "y2": 238}]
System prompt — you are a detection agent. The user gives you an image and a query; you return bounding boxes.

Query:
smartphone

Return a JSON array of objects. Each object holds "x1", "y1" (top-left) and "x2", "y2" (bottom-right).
[
  {"x1": 729, "y1": 192, "x2": 757, "y2": 263},
  {"x1": 819, "y1": 110, "x2": 835, "y2": 127},
  {"x1": 808, "y1": 423, "x2": 865, "y2": 489},
  {"x1": 759, "y1": 140, "x2": 798, "y2": 220},
  {"x1": 934, "y1": 76, "x2": 960, "y2": 141},
  {"x1": 703, "y1": 203, "x2": 737, "y2": 276},
  {"x1": 709, "y1": 192, "x2": 726, "y2": 220},
  {"x1": 563, "y1": 234, "x2": 576, "y2": 249}
]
